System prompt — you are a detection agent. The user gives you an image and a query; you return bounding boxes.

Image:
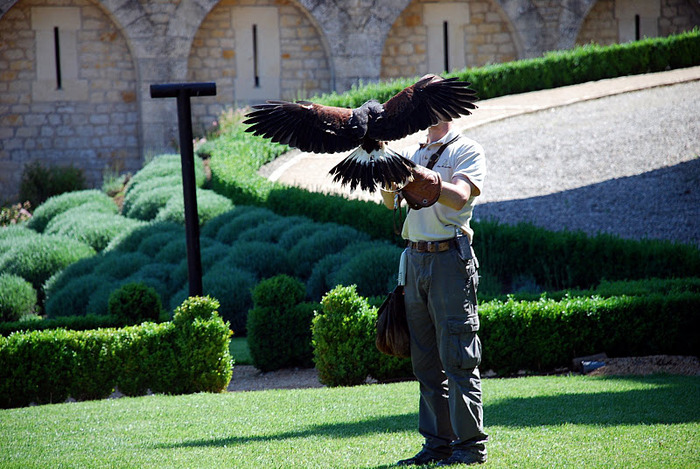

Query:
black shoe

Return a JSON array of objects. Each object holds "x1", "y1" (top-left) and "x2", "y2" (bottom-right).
[
  {"x1": 435, "y1": 449, "x2": 486, "y2": 466},
  {"x1": 396, "y1": 448, "x2": 451, "y2": 466}
]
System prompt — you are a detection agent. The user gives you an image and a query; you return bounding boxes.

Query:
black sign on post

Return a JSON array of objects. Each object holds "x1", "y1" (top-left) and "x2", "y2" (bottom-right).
[{"x1": 150, "y1": 82, "x2": 216, "y2": 297}]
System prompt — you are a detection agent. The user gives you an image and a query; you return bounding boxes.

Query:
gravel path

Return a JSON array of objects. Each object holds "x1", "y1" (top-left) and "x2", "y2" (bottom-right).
[{"x1": 468, "y1": 80, "x2": 700, "y2": 247}]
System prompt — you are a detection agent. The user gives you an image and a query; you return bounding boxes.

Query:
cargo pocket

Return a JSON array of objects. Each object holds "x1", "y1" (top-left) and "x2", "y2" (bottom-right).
[{"x1": 446, "y1": 318, "x2": 482, "y2": 370}]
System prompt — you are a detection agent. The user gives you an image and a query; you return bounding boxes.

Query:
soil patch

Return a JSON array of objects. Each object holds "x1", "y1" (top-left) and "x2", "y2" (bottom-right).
[{"x1": 227, "y1": 355, "x2": 700, "y2": 392}]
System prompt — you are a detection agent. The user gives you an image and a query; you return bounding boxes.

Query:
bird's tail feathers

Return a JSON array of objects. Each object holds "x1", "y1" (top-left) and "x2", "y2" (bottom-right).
[{"x1": 329, "y1": 146, "x2": 415, "y2": 193}]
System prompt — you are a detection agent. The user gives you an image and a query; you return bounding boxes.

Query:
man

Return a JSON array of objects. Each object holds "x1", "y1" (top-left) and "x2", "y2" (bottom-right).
[{"x1": 381, "y1": 119, "x2": 487, "y2": 466}]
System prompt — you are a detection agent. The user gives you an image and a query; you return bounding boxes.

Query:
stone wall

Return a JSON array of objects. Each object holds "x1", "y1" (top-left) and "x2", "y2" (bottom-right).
[
  {"x1": 0, "y1": 0, "x2": 140, "y2": 203},
  {"x1": 187, "y1": 0, "x2": 332, "y2": 135},
  {"x1": 577, "y1": 0, "x2": 700, "y2": 45},
  {"x1": 381, "y1": 0, "x2": 519, "y2": 80},
  {"x1": 0, "y1": 0, "x2": 697, "y2": 203}
]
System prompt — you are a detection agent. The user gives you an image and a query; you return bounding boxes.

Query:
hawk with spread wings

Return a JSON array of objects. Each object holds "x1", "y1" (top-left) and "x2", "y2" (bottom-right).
[{"x1": 243, "y1": 74, "x2": 478, "y2": 192}]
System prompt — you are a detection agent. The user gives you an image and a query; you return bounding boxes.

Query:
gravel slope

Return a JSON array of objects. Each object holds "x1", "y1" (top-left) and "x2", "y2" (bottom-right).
[{"x1": 468, "y1": 80, "x2": 700, "y2": 247}]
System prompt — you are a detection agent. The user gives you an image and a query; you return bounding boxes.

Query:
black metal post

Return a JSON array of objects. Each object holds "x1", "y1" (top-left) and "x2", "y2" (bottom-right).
[{"x1": 150, "y1": 82, "x2": 216, "y2": 297}]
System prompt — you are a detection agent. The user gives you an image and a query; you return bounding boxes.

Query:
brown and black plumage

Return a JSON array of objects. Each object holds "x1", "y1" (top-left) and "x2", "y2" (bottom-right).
[{"x1": 243, "y1": 74, "x2": 478, "y2": 192}]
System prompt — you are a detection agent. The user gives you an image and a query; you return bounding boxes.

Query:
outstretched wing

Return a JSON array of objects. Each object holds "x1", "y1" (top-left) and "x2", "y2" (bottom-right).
[
  {"x1": 368, "y1": 75, "x2": 478, "y2": 142},
  {"x1": 243, "y1": 100, "x2": 364, "y2": 154}
]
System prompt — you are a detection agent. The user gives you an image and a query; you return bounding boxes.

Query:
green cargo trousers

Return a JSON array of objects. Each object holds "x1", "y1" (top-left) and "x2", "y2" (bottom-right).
[{"x1": 404, "y1": 242, "x2": 488, "y2": 458}]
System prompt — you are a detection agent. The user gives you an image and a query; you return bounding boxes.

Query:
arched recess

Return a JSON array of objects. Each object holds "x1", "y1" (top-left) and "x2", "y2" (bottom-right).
[
  {"x1": 380, "y1": 0, "x2": 521, "y2": 81},
  {"x1": 0, "y1": 0, "x2": 140, "y2": 202},
  {"x1": 295, "y1": 0, "x2": 412, "y2": 91},
  {"x1": 186, "y1": 0, "x2": 333, "y2": 133}
]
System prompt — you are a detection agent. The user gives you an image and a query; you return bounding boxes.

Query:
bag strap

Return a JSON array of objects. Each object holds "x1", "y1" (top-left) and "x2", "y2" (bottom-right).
[
  {"x1": 425, "y1": 135, "x2": 460, "y2": 170},
  {"x1": 393, "y1": 134, "x2": 460, "y2": 236}
]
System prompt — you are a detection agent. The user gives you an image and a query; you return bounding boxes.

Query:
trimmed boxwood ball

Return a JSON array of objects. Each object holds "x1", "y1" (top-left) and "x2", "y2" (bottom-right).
[
  {"x1": 0, "y1": 274, "x2": 37, "y2": 322},
  {"x1": 0, "y1": 234, "x2": 96, "y2": 295},
  {"x1": 125, "y1": 185, "x2": 182, "y2": 221},
  {"x1": 236, "y1": 215, "x2": 310, "y2": 244},
  {"x1": 288, "y1": 225, "x2": 370, "y2": 279},
  {"x1": 121, "y1": 175, "x2": 181, "y2": 216},
  {"x1": 105, "y1": 221, "x2": 183, "y2": 253},
  {"x1": 213, "y1": 206, "x2": 280, "y2": 245},
  {"x1": 45, "y1": 208, "x2": 144, "y2": 252},
  {"x1": 169, "y1": 265, "x2": 257, "y2": 335},
  {"x1": 154, "y1": 189, "x2": 233, "y2": 226},
  {"x1": 44, "y1": 275, "x2": 109, "y2": 318},
  {"x1": 108, "y1": 282, "x2": 162, "y2": 325},
  {"x1": 247, "y1": 275, "x2": 315, "y2": 371},
  {"x1": 221, "y1": 241, "x2": 292, "y2": 279},
  {"x1": 328, "y1": 242, "x2": 403, "y2": 298},
  {"x1": 27, "y1": 189, "x2": 117, "y2": 233}
]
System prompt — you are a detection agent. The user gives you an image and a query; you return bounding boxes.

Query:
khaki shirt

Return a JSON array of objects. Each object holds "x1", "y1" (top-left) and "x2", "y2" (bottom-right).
[{"x1": 401, "y1": 129, "x2": 486, "y2": 243}]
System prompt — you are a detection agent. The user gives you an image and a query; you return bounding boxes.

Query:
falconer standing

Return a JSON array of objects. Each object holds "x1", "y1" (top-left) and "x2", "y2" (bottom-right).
[{"x1": 381, "y1": 118, "x2": 488, "y2": 466}]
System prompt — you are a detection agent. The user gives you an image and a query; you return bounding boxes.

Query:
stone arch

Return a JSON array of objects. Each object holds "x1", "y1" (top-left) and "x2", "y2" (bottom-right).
[
  {"x1": 296, "y1": 0, "x2": 412, "y2": 91},
  {"x1": 557, "y1": 0, "x2": 598, "y2": 49},
  {"x1": 493, "y1": 0, "x2": 545, "y2": 57},
  {"x1": 186, "y1": 0, "x2": 335, "y2": 132},
  {"x1": 380, "y1": 0, "x2": 521, "y2": 81}
]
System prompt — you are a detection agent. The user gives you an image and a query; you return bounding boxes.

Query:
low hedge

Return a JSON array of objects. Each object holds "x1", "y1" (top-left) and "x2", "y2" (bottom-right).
[
  {"x1": 315, "y1": 29, "x2": 700, "y2": 107},
  {"x1": 474, "y1": 220, "x2": 700, "y2": 294},
  {"x1": 0, "y1": 296, "x2": 232, "y2": 408},
  {"x1": 208, "y1": 32, "x2": 700, "y2": 295},
  {"x1": 480, "y1": 292, "x2": 700, "y2": 375},
  {"x1": 310, "y1": 285, "x2": 699, "y2": 385}
]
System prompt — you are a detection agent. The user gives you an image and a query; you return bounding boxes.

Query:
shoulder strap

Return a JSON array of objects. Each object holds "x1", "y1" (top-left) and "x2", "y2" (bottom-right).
[{"x1": 425, "y1": 135, "x2": 460, "y2": 169}]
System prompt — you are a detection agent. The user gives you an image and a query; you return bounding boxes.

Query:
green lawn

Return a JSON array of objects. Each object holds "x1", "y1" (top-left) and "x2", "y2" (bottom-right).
[{"x1": 1, "y1": 374, "x2": 698, "y2": 468}]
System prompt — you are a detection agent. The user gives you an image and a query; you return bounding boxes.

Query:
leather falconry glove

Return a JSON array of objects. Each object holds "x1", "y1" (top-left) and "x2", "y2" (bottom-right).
[{"x1": 400, "y1": 165, "x2": 442, "y2": 210}]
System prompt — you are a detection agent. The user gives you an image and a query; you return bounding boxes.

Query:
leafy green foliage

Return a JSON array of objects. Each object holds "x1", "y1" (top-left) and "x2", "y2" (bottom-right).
[
  {"x1": 171, "y1": 296, "x2": 233, "y2": 394},
  {"x1": 288, "y1": 225, "x2": 370, "y2": 279},
  {"x1": 124, "y1": 185, "x2": 183, "y2": 221},
  {"x1": 108, "y1": 282, "x2": 162, "y2": 325},
  {"x1": 247, "y1": 275, "x2": 316, "y2": 371},
  {"x1": 27, "y1": 189, "x2": 117, "y2": 233},
  {"x1": 19, "y1": 161, "x2": 86, "y2": 208},
  {"x1": 0, "y1": 274, "x2": 37, "y2": 322},
  {"x1": 479, "y1": 292, "x2": 700, "y2": 374},
  {"x1": 474, "y1": 220, "x2": 700, "y2": 293},
  {"x1": 44, "y1": 207, "x2": 144, "y2": 252},
  {"x1": 154, "y1": 189, "x2": 233, "y2": 225},
  {"x1": 0, "y1": 296, "x2": 232, "y2": 408},
  {"x1": 0, "y1": 234, "x2": 95, "y2": 296},
  {"x1": 312, "y1": 285, "x2": 377, "y2": 386}
]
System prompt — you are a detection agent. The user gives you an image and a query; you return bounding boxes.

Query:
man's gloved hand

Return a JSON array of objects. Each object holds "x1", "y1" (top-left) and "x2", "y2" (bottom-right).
[{"x1": 401, "y1": 165, "x2": 442, "y2": 210}]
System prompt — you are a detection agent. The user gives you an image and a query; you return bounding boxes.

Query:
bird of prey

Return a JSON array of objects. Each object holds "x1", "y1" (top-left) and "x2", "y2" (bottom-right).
[{"x1": 243, "y1": 74, "x2": 478, "y2": 192}]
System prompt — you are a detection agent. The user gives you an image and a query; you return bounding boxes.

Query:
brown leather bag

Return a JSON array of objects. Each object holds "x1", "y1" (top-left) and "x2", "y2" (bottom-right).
[{"x1": 375, "y1": 285, "x2": 411, "y2": 358}]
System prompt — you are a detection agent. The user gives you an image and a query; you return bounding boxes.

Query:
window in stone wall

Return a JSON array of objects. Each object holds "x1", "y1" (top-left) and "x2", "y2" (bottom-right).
[
  {"x1": 615, "y1": 0, "x2": 660, "y2": 42},
  {"x1": 232, "y1": 6, "x2": 281, "y2": 101},
  {"x1": 423, "y1": 3, "x2": 470, "y2": 74},
  {"x1": 31, "y1": 7, "x2": 87, "y2": 101}
]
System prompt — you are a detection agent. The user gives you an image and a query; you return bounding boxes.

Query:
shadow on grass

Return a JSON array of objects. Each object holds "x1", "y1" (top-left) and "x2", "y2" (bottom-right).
[
  {"x1": 155, "y1": 412, "x2": 417, "y2": 449},
  {"x1": 157, "y1": 375, "x2": 699, "y2": 451},
  {"x1": 486, "y1": 375, "x2": 700, "y2": 427}
]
